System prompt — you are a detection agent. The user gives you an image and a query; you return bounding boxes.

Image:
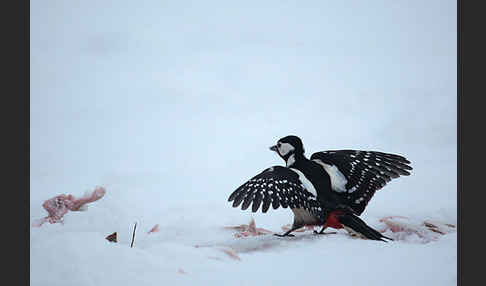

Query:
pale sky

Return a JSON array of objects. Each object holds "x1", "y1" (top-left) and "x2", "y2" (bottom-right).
[{"x1": 30, "y1": 0, "x2": 456, "y2": 215}]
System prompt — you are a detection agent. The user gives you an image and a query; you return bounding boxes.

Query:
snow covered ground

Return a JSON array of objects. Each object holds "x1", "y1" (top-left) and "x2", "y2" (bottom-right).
[
  {"x1": 30, "y1": 1, "x2": 456, "y2": 285},
  {"x1": 30, "y1": 179, "x2": 457, "y2": 286}
]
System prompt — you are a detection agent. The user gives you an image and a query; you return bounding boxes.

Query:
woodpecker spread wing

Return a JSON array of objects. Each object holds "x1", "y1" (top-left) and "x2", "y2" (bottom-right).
[
  {"x1": 228, "y1": 166, "x2": 326, "y2": 221},
  {"x1": 310, "y1": 150, "x2": 412, "y2": 215}
]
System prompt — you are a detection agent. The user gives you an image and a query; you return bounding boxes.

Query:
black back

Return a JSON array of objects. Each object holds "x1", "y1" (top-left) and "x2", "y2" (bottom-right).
[{"x1": 288, "y1": 154, "x2": 345, "y2": 209}]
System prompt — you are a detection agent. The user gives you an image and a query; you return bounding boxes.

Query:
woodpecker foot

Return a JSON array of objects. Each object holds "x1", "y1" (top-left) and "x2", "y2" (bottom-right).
[
  {"x1": 274, "y1": 233, "x2": 295, "y2": 237},
  {"x1": 274, "y1": 225, "x2": 303, "y2": 237},
  {"x1": 313, "y1": 225, "x2": 331, "y2": 235},
  {"x1": 313, "y1": 230, "x2": 337, "y2": 235}
]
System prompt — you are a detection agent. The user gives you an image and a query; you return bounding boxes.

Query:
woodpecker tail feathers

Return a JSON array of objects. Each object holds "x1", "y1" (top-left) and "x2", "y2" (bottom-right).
[{"x1": 338, "y1": 213, "x2": 393, "y2": 242}]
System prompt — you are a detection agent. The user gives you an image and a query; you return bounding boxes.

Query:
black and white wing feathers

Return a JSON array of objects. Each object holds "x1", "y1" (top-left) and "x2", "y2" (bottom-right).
[
  {"x1": 310, "y1": 150, "x2": 412, "y2": 215},
  {"x1": 228, "y1": 166, "x2": 326, "y2": 221}
]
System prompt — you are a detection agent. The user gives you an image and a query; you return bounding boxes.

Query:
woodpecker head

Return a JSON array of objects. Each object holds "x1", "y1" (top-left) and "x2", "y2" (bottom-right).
[{"x1": 269, "y1": 135, "x2": 305, "y2": 162}]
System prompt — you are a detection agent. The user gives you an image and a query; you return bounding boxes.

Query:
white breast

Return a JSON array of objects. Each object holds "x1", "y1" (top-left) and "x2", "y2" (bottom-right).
[{"x1": 313, "y1": 159, "x2": 348, "y2": 193}]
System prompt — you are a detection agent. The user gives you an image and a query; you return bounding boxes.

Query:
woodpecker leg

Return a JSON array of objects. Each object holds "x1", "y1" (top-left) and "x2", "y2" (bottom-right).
[
  {"x1": 274, "y1": 222, "x2": 305, "y2": 237},
  {"x1": 314, "y1": 224, "x2": 327, "y2": 234},
  {"x1": 274, "y1": 229, "x2": 296, "y2": 237},
  {"x1": 313, "y1": 224, "x2": 337, "y2": 235}
]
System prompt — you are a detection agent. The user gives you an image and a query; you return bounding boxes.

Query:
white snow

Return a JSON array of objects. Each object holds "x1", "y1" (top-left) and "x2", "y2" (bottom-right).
[{"x1": 30, "y1": 186, "x2": 457, "y2": 286}]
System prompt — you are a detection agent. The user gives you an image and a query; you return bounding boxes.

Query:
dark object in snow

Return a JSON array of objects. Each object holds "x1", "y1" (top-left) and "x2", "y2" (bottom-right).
[
  {"x1": 32, "y1": 186, "x2": 106, "y2": 227},
  {"x1": 105, "y1": 232, "x2": 118, "y2": 243},
  {"x1": 423, "y1": 220, "x2": 456, "y2": 234},
  {"x1": 130, "y1": 222, "x2": 137, "y2": 248},
  {"x1": 228, "y1": 135, "x2": 412, "y2": 241}
]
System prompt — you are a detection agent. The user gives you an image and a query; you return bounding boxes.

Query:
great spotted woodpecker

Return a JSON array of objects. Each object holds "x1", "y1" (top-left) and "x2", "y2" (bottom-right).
[{"x1": 228, "y1": 135, "x2": 412, "y2": 241}]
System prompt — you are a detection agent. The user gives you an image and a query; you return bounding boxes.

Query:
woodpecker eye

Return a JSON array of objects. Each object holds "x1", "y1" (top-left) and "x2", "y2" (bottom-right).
[{"x1": 277, "y1": 142, "x2": 281, "y2": 148}]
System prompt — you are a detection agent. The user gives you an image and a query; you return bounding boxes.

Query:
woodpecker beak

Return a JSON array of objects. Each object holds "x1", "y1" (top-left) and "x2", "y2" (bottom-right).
[{"x1": 269, "y1": 145, "x2": 278, "y2": 152}]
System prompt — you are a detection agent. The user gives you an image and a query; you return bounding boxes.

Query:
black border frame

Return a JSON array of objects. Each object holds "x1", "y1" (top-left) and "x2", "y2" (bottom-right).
[
  {"x1": 457, "y1": 0, "x2": 462, "y2": 284},
  {"x1": 459, "y1": 0, "x2": 485, "y2": 285},
  {"x1": 7, "y1": 0, "x2": 29, "y2": 285}
]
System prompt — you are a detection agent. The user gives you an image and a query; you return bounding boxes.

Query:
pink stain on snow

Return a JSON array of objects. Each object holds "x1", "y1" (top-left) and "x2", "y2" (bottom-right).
[
  {"x1": 220, "y1": 247, "x2": 241, "y2": 261},
  {"x1": 379, "y1": 216, "x2": 412, "y2": 233},
  {"x1": 225, "y1": 218, "x2": 274, "y2": 238},
  {"x1": 378, "y1": 216, "x2": 456, "y2": 243},
  {"x1": 32, "y1": 186, "x2": 106, "y2": 227},
  {"x1": 147, "y1": 224, "x2": 160, "y2": 234},
  {"x1": 225, "y1": 218, "x2": 317, "y2": 238}
]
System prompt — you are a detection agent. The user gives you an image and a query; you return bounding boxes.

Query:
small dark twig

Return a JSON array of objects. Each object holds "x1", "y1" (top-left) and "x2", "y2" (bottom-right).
[
  {"x1": 105, "y1": 232, "x2": 117, "y2": 243},
  {"x1": 130, "y1": 222, "x2": 137, "y2": 248}
]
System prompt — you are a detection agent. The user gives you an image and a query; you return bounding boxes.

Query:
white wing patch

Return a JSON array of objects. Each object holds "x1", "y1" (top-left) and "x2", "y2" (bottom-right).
[
  {"x1": 289, "y1": 168, "x2": 317, "y2": 197},
  {"x1": 313, "y1": 159, "x2": 348, "y2": 193}
]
